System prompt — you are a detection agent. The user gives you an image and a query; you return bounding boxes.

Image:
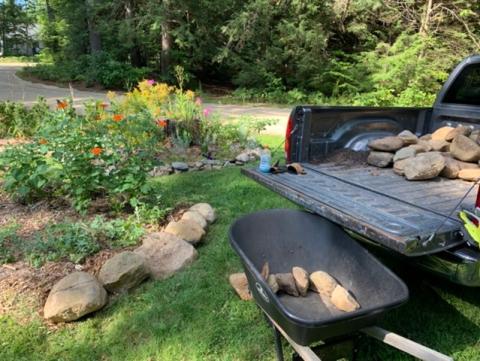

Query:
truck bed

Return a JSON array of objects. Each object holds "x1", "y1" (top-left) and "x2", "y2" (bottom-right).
[{"x1": 243, "y1": 163, "x2": 476, "y2": 256}]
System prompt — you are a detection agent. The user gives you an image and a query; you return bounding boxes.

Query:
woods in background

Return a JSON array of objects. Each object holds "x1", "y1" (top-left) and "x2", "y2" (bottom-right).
[{"x1": 6, "y1": 0, "x2": 480, "y2": 105}]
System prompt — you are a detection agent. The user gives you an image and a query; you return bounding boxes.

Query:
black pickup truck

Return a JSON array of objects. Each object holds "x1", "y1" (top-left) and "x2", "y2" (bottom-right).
[{"x1": 244, "y1": 55, "x2": 480, "y2": 286}]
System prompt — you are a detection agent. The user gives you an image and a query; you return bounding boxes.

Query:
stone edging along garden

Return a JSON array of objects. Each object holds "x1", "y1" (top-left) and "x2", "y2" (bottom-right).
[
  {"x1": 43, "y1": 203, "x2": 216, "y2": 323},
  {"x1": 148, "y1": 148, "x2": 262, "y2": 176}
]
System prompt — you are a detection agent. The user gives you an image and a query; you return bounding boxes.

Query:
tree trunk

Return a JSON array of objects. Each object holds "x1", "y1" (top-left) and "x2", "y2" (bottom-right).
[
  {"x1": 161, "y1": 20, "x2": 171, "y2": 78},
  {"x1": 125, "y1": 0, "x2": 146, "y2": 67},
  {"x1": 419, "y1": 0, "x2": 433, "y2": 37},
  {"x1": 85, "y1": 0, "x2": 102, "y2": 54}
]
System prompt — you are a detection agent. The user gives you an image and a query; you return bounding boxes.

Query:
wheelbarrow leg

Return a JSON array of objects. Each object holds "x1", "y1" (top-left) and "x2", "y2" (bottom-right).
[
  {"x1": 264, "y1": 314, "x2": 284, "y2": 361},
  {"x1": 273, "y1": 326, "x2": 285, "y2": 361}
]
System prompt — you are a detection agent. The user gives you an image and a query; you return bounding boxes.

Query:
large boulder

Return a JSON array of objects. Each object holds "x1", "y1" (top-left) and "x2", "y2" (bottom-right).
[
  {"x1": 164, "y1": 219, "x2": 205, "y2": 245},
  {"x1": 398, "y1": 130, "x2": 418, "y2": 145},
  {"x1": 450, "y1": 135, "x2": 480, "y2": 162},
  {"x1": 189, "y1": 203, "x2": 216, "y2": 223},
  {"x1": 393, "y1": 147, "x2": 416, "y2": 162},
  {"x1": 458, "y1": 169, "x2": 480, "y2": 181},
  {"x1": 431, "y1": 126, "x2": 454, "y2": 141},
  {"x1": 368, "y1": 136, "x2": 404, "y2": 152},
  {"x1": 445, "y1": 126, "x2": 471, "y2": 142},
  {"x1": 367, "y1": 151, "x2": 393, "y2": 168},
  {"x1": 44, "y1": 272, "x2": 107, "y2": 323},
  {"x1": 404, "y1": 153, "x2": 445, "y2": 180},
  {"x1": 98, "y1": 251, "x2": 148, "y2": 293},
  {"x1": 134, "y1": 232, "x2": 198, "y2": 280},
  {"x1": 181, "y1": 210, "x2": 207, "y2": 229},
  {"x1": 440, "y1": 157, "x2": 461, "y2": 179}
]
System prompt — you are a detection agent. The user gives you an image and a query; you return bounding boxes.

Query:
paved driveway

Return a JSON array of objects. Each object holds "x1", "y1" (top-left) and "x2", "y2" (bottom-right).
[{"x1": 0, "y1": 64, "x2": 290, "y2": 135}]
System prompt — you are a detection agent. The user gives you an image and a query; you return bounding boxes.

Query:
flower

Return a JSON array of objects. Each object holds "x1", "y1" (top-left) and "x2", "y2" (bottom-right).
[
  {"x1": 99, "y1": 103, "x2": 108, "y2": 110},
  {"x1": 91, "y1": 147, "x2": 103, "y2": 156},
  {"x1": 195, "y1": 97, "x2": 202, "y2": 106},
  {"x1": 156, "y1": 119, "x2": 168, "y2": 128},
  {"x1": 146, "y1": 79, "x2": 155, "y2": 86},
  {"x1": 113, "y1": 114, "x2": 124, "y2": 122},
  {"x1": 39, "y1": 138, "x2": 48, "y2": 145},
  {"x1": 56, "y1": 100, "x2": 68, "y2": 110},
  {"x1": 203, "y1": 107, "x2": 212, "y2": 117}
]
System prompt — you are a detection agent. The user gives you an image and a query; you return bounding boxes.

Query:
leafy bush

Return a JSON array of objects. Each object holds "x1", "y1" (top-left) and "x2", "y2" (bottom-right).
[
  {"x1": 0, "y1": 106, "x2": 158, "y2": 211},
  {"x1": 0, "y1": 99, "x2": 50, "y2": 138},
  {"x1": 24, "y1": 216, "x2": 145, "y2": 267},
  {"x1": 25, "y1": 222, "x2": 100, "y2": 267},
  {"x1": 21, "y1": 53, "x2": 151, "y2": 90}
]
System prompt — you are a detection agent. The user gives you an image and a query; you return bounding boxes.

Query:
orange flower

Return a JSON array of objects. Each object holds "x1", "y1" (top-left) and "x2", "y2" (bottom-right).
[
  {"x1": 156, "y1": 119, "x2": 168, "y2": 128},
  {"x1": 113, "y1": 114, "x2": 124, "y2": 122},
  {"x1": 56, "y1": 100, "x2": 68, "y2": 110},
  {"x1": 91, "y1": 147, "x2": 103, "y2": 156},
  {"x1": 39, "y1": 138, "x2": 48, "y2": 145}
]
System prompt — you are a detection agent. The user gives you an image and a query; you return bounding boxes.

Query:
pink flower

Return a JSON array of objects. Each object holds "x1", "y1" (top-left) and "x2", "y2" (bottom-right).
[
  {"x1": 203, "y1": 107, "x2": 211, "y2": 117},
  {"x1": 146, "y1": 79, "x2": 155, "y2": 86},
  {"x1": 195, "y1": 97, "x2": 202, "y2": 106}
]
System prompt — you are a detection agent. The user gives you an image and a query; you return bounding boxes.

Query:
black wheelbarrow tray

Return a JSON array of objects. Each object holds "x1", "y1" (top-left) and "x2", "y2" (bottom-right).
[{"x1": 229, "y1": 209, "x2": 409, "y2": 346}]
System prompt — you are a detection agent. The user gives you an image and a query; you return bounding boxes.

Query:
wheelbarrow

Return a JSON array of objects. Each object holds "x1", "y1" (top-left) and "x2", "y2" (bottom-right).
[{"x1": 229, "y1": 209, "x2": 453, "y2": 361}]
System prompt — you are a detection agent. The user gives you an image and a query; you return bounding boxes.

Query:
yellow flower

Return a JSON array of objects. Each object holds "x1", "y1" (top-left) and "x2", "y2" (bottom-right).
[
  {"x1": 106, "y1": 91, "x2": 117, "y2": 100},
  {"x1": 185, "y1": 90, "x2": 195, "y2": 100}
]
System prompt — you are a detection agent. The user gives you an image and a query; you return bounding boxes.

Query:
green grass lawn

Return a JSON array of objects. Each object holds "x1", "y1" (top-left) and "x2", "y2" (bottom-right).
[{"x1": 1, "y1": 146, "x2": 480, "y2": 360}]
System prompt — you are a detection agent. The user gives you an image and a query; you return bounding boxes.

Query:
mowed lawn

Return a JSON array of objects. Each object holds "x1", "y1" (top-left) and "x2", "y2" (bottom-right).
[{"x1": 1, "y1": 136, "x2": 480, "y2": 360}]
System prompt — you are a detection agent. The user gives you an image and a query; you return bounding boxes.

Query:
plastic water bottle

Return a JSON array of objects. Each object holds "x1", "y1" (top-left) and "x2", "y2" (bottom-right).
[{"x1": 259, "y1": 146, "x2": 271, "y2": 173}]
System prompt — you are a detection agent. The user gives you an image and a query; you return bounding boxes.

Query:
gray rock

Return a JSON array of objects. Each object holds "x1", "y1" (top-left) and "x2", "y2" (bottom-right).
[
  {"x1": 445, "y1": 126, "x2": 471, "y2": 142},
  {"x1": 469, "y1": 130, "x2": 480, "y2": 144},
  {"x1": 182, "y1": 210, "x2": 207, "y2": 229},
  {"x1": 134, "y1": 232, "x2": 198, "y2": 280},
  {"x1": 450, "y1": 135, "x2": 480, "y2": 162},
  {"x1": 404, "y1": 153, "x2": 446, "y2": 180},
  {"x1": 368, "y1": 136, "x2": 404, "y2": 152},
  {"x1": 194, "y1": 161, "x2": 204, "y2": 169},
  {"x1": 431, "y1": 126, "x2": 454, "y2": 141},
  {"x1": 410, "y1": 140, "x2": 432, "y2": 153},
  {"x1": 419, "y1": 134, "x2": 432, "y2": 141},
  {"x1": 236, "y1": 153, "x2": 250, "y2": 163},
  {"x1": 367, "y1": 151, "x2": 393, "y2": 168},
  {"x1": 393, "y1": 147, "x2": 416, "y2": 162},
  {"x1": 440, "y1": 157, "x2": 461, "y2": 179},
  {"x1": 164, "y1": 219, "x2": 205, "y2": 245},
  {"x1": 171, "y1": 162, "x2": 189, "y2": 171},
  {"x1": 458, "y1": 169, "x2": 480, "y2": 181},
  {"x1": 223, "y1": 161, "x2": 235, "y2": 167},
  {"x1": 44, "y1": 272, "x2": 107, "y2": 323},
  {"x1": 98, "y1": 251, "x2": 148, "y2": 293},
  {"x1": 398, "y1": 130, "x2": 418, "y2": 145},
  {"x1": 190, "y1": 203, "x2": 216, "y2": 223},
  {"x1": 457, "y1": 160, "x2": 479, "y2": 170}
]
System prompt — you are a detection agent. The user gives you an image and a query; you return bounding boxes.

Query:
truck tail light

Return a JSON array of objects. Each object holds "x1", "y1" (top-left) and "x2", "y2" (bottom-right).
[
  {"x1": 285, "y1": 114, "x2": 294, "y2": 162},
  {"x1": 476, "y1": 183, "x2": 480, "y2": 211}
]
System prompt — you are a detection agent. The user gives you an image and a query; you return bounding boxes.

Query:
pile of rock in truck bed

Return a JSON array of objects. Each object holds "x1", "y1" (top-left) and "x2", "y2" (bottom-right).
[{"x1": 367, "y1": 126, "x2": 480, "y2": 181}]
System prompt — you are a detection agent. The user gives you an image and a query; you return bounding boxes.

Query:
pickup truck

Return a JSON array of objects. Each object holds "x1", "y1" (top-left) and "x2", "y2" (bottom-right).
[{"x1": 243, "y1": 55, "x2": 480, "y2": 287}]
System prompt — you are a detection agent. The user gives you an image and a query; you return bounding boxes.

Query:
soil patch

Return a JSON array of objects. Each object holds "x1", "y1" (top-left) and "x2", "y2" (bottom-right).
[{"x1": 314, "y1": 149, "x2": 369, "y2": 166}]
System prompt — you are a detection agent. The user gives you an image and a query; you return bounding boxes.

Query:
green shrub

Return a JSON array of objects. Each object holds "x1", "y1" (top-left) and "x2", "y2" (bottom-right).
[
  {"x1": 0, "y1": 108, "x2": 157, "y2": 211},
  {"x1": 25, "y1": 222, "x2": 100, "y2": 267},
  {"x1": 0, "y1": 99, "x2": 50, "y2": 138},
  {"x1": 0, "y1": 224, "x2": 20, "y2": 264}
]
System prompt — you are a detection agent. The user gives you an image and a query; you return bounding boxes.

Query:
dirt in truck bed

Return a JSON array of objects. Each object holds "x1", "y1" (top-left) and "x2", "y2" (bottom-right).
[{"x1": 313, "y1": 149, "x2": 369, "y2": 166}]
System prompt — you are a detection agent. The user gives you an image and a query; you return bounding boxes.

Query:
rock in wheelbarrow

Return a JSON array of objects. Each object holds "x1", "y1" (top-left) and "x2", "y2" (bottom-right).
[
  {"x1": 292, "y1": 266, "x2": 309, "y2": 296},
  {"x1": 275, "y1": 273, "x2": 299, "y2": 296},
  {"x1": 229, "y1": 273, "x2": 252, "y2": 301},
  {"x1": 309, "y1": 271, "x2": 338, "y2": 297},
  {"x1": 331, "y1": 285, "x2": 360, "y2": 312}
]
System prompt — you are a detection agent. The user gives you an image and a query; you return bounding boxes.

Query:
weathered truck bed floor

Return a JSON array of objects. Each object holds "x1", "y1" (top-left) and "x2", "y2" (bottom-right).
[{"x1": 243, "y1": 163, "x2": 477, "y2": 256}]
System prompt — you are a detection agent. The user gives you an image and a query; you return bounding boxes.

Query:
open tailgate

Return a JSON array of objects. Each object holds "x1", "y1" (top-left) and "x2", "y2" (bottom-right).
[{"x1": 243, "y1": 162, "x2": 475, "y2": 256}]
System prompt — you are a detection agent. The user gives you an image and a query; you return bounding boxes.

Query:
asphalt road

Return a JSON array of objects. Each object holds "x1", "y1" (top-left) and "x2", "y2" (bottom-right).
[{"x1": 0, "y1": 64, "x2": 290, "y2": 135}]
